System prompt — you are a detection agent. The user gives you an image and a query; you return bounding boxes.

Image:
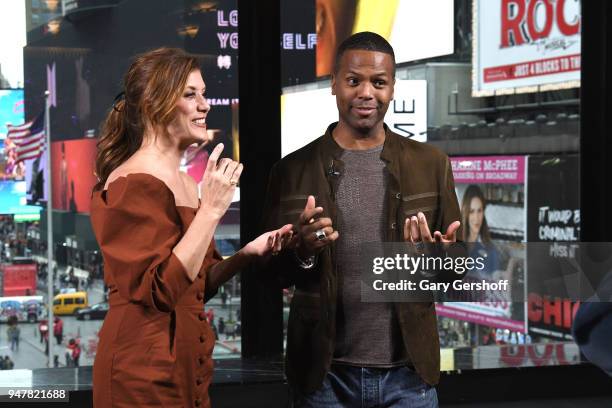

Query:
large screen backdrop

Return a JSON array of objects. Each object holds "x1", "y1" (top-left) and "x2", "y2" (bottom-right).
[
  {"x1": 24, "y1": 0, "x2": 239, "y2": 246},
  {"x1": 280, "y1": 0, "x2": 454, "y2": 154},
  {"x1": 472, "y1": 0, "x2": 581, "y2": 96}
]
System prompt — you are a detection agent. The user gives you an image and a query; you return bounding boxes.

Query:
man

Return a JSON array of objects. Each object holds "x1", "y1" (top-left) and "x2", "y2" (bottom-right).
[
  {"x1": 262, "y1": 32, "x2": 461, "y2": 407},
  {"x1": 7, "y1": 317, "x2": 20, "y2": 352}
]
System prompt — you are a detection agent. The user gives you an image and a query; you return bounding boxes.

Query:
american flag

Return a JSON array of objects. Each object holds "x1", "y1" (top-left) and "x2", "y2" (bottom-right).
[{"x1": 6, "y1": 112, "x2": 45, "y2": 163}]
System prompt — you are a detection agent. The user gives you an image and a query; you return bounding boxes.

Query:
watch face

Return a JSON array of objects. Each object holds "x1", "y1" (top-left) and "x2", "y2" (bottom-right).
[{"x1": 295, "y1": 250, "x2": 317, "y2": 269}]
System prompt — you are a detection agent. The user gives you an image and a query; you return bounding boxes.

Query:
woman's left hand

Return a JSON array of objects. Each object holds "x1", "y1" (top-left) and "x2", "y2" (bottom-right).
[{"x1": 243, "y1": 224, "x2": 294, "y2": 258}]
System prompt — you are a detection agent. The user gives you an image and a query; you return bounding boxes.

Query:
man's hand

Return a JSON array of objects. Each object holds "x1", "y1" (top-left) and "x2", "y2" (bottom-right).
[
  {"x1": 404, "y1": 212, "x2": 460, "y2": 244},
  {"x1": 295, "y1": 195, "x2": 339, "y2": 259}
]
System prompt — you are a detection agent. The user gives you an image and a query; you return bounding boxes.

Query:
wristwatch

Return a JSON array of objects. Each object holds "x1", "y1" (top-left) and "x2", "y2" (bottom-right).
[{"x1": 294, "y1": 249, "x2": 317, "y2": 269}]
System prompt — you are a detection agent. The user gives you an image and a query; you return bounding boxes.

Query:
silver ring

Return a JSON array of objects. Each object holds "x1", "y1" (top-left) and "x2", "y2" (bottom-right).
[
  {"x1": 415, "y1": 241, "x2": 425, "y2": 251},
  {"x1": 314, "y1": 229, "x2": 327, "y2": 241}
]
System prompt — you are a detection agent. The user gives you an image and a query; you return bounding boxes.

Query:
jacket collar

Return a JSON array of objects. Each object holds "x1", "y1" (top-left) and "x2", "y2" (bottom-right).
[
  {"x1": 320, "y1": 123, "x2": 344, "y2": 160},
  {"x1": 320, "y1": 122, "x2": 402, "y2": 181},
  {"x1": 320, "y1": 122, "x2": 400, "y2": 158}
]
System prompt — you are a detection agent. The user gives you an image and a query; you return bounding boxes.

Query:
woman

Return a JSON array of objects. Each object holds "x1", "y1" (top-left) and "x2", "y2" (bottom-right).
[
  {"x1": 90, "y1": 48, "x2": 292, "y2": 407},
  {"x1": 460, "y1": 184, "x2": 517, "y2": 284},
  {"x1": 460, "y1": 184, "x2": 492, "y2": 245},
  {"x1": 460, "y1": 184, "x2": 501, "y2": 278}
]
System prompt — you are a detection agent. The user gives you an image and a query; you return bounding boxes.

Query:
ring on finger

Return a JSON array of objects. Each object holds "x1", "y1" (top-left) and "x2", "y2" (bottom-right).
[
  {"x1": 229, "y1": 179, "x2": 238, "y2": 186},
  {"x1": 314, "y1": 229, "x2": 327, "y2": 241}
]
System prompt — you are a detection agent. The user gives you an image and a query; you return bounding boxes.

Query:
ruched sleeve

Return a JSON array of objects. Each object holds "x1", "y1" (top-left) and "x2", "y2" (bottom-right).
[{"x1": 91, "y1": 174, "x2": 195, "y2": 312}]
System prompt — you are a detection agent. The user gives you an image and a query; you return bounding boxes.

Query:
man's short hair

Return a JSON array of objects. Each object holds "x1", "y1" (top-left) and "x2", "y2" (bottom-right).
[{"x1": 334, "y1": 31, "x2": 396, "y2": 74}]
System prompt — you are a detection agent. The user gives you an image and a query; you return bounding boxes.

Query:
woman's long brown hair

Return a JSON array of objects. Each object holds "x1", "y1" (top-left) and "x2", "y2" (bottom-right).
[{"x1": 94, "y1": 48, "x2": 200, "y2": 191}]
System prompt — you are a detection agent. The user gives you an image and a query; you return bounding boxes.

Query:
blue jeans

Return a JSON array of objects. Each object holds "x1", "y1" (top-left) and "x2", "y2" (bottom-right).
[
  {"x1": 10, "y1": 337, "x2": 19, "y2": 352},
  {"x1": 294, "y1": 364, "x2": 438, "y2": 408}
]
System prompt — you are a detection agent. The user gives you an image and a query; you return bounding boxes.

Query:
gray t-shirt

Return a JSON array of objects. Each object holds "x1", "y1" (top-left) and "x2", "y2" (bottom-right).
[{"x1": 332, "y1": 145, "x2": 408, "y2": 367}]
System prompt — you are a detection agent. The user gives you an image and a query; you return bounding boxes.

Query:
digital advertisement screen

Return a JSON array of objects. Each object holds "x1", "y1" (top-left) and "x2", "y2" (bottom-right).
[
  {"x1": 0, "y1": 180, "x2": 41, "y2": 215},
  {"x1": 471, "y1": 342, "x2": 580, "y2": 369},
  {"x1": 436, "y1": 156, "x2": 527, "y2": 333},
  {"x1": 473, "y1": 0, "x2": 581, "y2": 95},
  {"x1": 281, "y1": 0, "x2": 317, "y2": 86},
  {"x1": 24, "y1": 148, "x2": 48, "y2": 205},
  {"x1": 281, "y1": 0, "x2": 454, "y2": 85},
  {"x1": 24, "y1": 0, "x2": 240, "y2": 227},
  {"x1": 1, "y1": 90, "x2": 27, "y2": 182},
  {"x1": 281, "y1": 80, "x2": 427, "y2": 157},
  {"x1": 50, "y1": 138, "x2": 98, "y2": 214},
  {"x1": 24, "y1": 0, "x2": 238, "y2": 148},
  {"x1": 527, "y1": 154, "x2": 580, "y2": 340},
  {"x1": 0, "y1": 89, "x2": 25, "y2": 140},
  {"x1": 314, "y1": 0, "x2": 454, "y2": 77}
]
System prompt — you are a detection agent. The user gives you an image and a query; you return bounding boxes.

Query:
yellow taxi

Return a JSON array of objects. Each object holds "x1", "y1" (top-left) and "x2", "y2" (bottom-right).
[{"x1": 52, "y1": 291, "x2": 88, "y2": 315}]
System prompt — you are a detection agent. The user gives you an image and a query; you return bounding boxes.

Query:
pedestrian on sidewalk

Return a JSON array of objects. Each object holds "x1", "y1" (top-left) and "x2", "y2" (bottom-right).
[
  {"x1": 66, "y1": 338, "x2": 81, "y2": 367},
  {"x1": 43, "y1": 331, "x2": 49, "y2": 355},
  {"x1": 218, "y1": 317, "x2": 225, "y2": 338},
  {"x1": 212, "y1": 322, "x2": 218, "y2": 341},
  {"x1": 221, "y1": 290, "x2": 227, "y2": 308},
  {"x1": 205, "y1": 308, "x2": 215, "y2": 325},
  {"x1": 53, "y1": 317, "x2": 64, "y2": 345},
  {"x1": 6, "y1": 316, "x2": 20, "y2": 352},
  {"x1": 225, "y1": 320, "x2": 236, "y2": 341},
  {"x1": 73, "y1": 340, "x2": 82, "y2": 367},
  {"x1": 39, "y1": 319, "x2": 49, "y2": 344}
]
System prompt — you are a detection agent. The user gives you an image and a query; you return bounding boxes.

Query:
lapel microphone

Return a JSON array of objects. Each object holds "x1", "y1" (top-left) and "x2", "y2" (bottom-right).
[{"x1": 327, "y1": 160, "x2": 340, "y2": 177}]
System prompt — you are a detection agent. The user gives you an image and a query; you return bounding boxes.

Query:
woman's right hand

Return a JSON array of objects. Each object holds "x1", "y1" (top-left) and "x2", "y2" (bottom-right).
[{"x1": 199, "y1": 143, "x2": 243, "y2": 219}]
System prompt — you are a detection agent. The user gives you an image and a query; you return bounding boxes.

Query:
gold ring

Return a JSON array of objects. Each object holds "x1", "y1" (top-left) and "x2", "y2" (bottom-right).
[{"x1": 229, "y1": 179, "x2": 238, "y2": 185}]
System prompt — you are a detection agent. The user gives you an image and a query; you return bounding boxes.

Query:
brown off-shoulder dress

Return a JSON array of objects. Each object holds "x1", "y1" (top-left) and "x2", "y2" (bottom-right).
[{"x1": 90, "y1": 173, "x2": 221, "y2": 408}]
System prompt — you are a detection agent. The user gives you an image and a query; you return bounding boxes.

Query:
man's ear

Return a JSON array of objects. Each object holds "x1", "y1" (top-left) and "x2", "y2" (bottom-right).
[
  {"x1": 391, "y1": 77, "x2": 396, "y2": 100},
  {"x1": 331, "y1": 74, "x2": 337, "y2": 95}
]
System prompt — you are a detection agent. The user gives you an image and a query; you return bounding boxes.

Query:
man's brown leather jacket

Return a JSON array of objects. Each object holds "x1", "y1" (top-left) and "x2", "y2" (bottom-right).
[{"x1": 262, "y1": 123, "x2": 462, "y2": 393}]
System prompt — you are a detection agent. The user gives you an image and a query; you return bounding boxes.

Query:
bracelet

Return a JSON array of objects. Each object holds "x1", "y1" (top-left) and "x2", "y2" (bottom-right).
[{"x1": 294, "y1": 249, "x2": 317, "y2": 269}]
